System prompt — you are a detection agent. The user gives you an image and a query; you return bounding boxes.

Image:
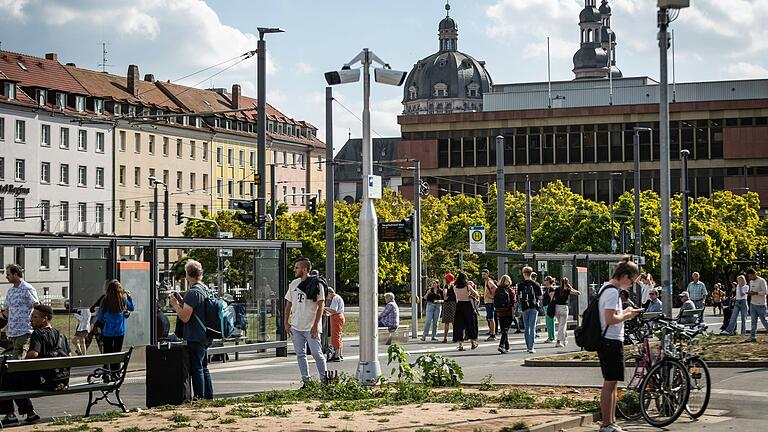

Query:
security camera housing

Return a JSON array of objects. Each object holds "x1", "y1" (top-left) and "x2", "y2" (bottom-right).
[
  {"x1": 325, "y1": 69, "x2": 361, "y2": 85},
  {"x1": 374, "y1": 68, "x2": 407, "y2": 86},
  {"x1": 657, "y1": 0, "x2": 689, "y2": 8}
]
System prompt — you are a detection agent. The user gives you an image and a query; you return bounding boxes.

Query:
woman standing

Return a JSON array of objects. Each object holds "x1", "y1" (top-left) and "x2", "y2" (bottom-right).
[
  {"x1": 441, "y1": 273, "x2": 456, "y2": 343},
  {"x1": 421, "y1": 280, "x2": 444, "y2": 341},
  {"x1": 639, "y1": 274, "x2": 654, "y2": 308},
  {"x1": 542, "y1": 276, "x2": 556, "y2": 343},
  {"x1": 554, "y1": 277, "x2": 580, "y2": 347},
  {"x1": 721, "y1": 275, "x2": 750, "y2": 336},
  {"x1": 452, "y1": 272, "x2": 479, "y2": 351},
  {"x1": 325, "y1": 287, "x2": 345, "y2": 362},
  {"x1": 96, "y1": 280, "x2": 134, "y2": 378},
  {"x1": 495, "y1": 275, "x2": 516, "y2": 354}
]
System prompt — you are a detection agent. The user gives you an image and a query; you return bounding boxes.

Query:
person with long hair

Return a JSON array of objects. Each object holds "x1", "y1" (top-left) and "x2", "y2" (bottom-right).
[
  {"x1": 96, "y1": 280, "x2": 134, "y2": 378},
  {"x1": 553, "y1": 277, "x2": 580, "y2": 347},
  {"x1": 541, "y1": 276, "x2": 556, "y2": 344},
  {"x1": 452, "y1": 272, "x2": 479, "y2": 351},
  {"x1": 441, "y1": 273, "x2": 456, "y2": 343},
  {"x1": 495, "y1": 275, "x2": 516, "y2": 354},
  {"x1": 421, "y1": 279, "x2": 445, "y2": 341},
  {"x1": 721, "y1": 275, "x2": 750, "y2": 336}
]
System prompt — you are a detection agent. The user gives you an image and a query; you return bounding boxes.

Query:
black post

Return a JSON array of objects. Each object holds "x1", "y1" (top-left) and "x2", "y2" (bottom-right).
[
  {"x1": 148, "y1": 239, "x2": 158, "y2": 344},
  {"x1": 681, "y1": 149, "x2": 691, "y2": 289},
  {"x1": 257, "y1": 36, "x2": 267, "y2": 240},
  {"x1": 164, "y1": 186, "x2": 169, "y2": 282},
  {"x1": 525, "y1": 175, "x2": 532, "y2": 252},
  {"x1": 325, "y1": 86, "x2": 336, "y2": 290},
  {"x1": 276, "y1": 241, "x2": 288, "y2": 357},
  {"x1": 270, "y1": 164, "x2": 277, "y2": 239},
  {"x1": 633, "y1": 129, "x2": 642, "y2": 301},
  {"x1": 153, "y1": 185, "x2": 159, "y2": 238}
]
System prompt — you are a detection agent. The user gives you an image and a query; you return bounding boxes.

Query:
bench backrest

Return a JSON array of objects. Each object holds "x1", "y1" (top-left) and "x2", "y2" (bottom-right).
[
  {"x1": 1, "y1": 348, "x2": 132, "y2": 374},
  {"x1": 680, "y1": 308, "x2": 703, "y2": 317}
]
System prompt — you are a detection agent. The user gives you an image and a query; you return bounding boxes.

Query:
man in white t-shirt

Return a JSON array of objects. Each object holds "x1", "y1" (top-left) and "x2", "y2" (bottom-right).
[
  {"x1": 746, "y1": 268, "x2": 768, "y2": 343},
  {"x1": 284, "y1": 258, "x2": 327, "y2": 386}
]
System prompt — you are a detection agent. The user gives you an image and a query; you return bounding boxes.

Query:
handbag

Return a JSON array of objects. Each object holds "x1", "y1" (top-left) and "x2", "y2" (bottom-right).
[{"x1": 547, "y1": 300, "x2": 556, "y2": 318}]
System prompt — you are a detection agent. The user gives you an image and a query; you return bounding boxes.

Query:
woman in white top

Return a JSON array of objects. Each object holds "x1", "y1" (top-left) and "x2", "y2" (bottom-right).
[
  {"x1": 721, "y1": 275, "x2": 750, "y2": 336},
  {"x1": 597, "y1": 257, "x2": 641, "y2": 432},
  {"x1": 325, "y1": 287, "x2": 345, "y2": 361},
  {"x1": 639, "y1": 273, "x2": 654, "y2": 308}
]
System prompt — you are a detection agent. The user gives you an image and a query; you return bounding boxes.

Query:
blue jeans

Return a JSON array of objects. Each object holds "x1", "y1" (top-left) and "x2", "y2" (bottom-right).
[
  {"x1": 188, "y1": 341, "x2": 213, "y2": 400},
  {"x1": 725, "y1": 299, "x2": 748, "y2": 335},
  {"x1": 423, "y1": 303, "x2": 442, "y2": 338},
  {"x1": 522, "y1": 308, "x2": 539, "y2": 351},
  {"x1": 750, "y1": 304, "x2": 768, "y2": 338},
  {"x1": 291, "y1": 328, "x2": 327, "y2": 382}
]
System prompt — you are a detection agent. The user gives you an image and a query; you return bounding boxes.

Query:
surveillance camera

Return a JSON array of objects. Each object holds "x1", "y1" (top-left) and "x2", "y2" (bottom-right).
[
  {"x1": 325, "y1": 68, "x2": 361, "y2": 85},
  {"x1": 265, "y1": 214, "x2": 274, "y2": 223},
  {"x1": 374, "y1": 68, "x2": 407, "y2": 87}
]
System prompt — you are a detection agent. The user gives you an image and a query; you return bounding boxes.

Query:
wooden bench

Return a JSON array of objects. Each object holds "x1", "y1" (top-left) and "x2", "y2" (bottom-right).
[
  {"x1": 378, "y1": 325, "x2": 408, "y2": 345},
  {"x1": 0, "y1": 348, "x2": 133, "y2": 417}
]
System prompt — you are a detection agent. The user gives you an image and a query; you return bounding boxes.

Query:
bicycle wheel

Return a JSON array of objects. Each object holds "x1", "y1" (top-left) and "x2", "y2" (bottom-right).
[
  {"x1": 617, "y1": 354, "x2": 644, "y2": 420},
  {"x1": 685, "y1": 356, "x2": 711, "y2": 419},
  {"x1": 639, "y1": 358, "x2": 690, "y2": 428}
]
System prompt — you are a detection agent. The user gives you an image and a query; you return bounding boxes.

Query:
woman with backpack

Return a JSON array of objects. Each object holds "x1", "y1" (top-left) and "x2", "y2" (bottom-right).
[
  {"x1": 96, "y1": 280, "x2": 134, "y2": 379},
  {"x1": 452, "y1": 272, "x2": 479, "y2": 351},
  {"x1": 494, "y1": 275, "x2": 516, "y2": 354},
  {"x1": 421, "y1": 280, "x2": 445, "y2": 341},
  {"x1": 554, "y1": 277, "x2": 580, "y2": 348}
]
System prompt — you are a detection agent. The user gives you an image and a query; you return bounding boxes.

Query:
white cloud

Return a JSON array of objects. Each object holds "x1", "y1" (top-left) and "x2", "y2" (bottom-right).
[
  {"x1": 296, "y1": 62, "x2": 314, "y2": 75},
  {"x1": 0, "y1": 0, "x2": 28, "y2": 20},
  {"x1": 722, "y1": 62, "x2": 768, "y2": 80}
]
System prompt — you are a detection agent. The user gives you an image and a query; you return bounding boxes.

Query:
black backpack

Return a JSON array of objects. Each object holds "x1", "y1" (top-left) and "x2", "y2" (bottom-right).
[
  {"x1": 574, "y1": 284, "x2": 617, "y2": 352},
  {"x1": 493, "y1": 286, "x2": 511, "y2": 312},
  {"x1": 39, "y1": 329, "x2": 71, "y2": 390}
]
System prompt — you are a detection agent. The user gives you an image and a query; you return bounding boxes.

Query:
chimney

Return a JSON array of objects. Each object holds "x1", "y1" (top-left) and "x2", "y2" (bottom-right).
[
  {"x1": 45, "y1": 53, "x2": 58, "y2": 62},
  {"x1": 127, "y1": 65, "x2": 140, "y2": 97},
  {"x1": 144, "y1": 74, "x2": 155, "y2": 82},
  {"x1": 232, "y1": 84, "x2": 241, "y2": 109}
]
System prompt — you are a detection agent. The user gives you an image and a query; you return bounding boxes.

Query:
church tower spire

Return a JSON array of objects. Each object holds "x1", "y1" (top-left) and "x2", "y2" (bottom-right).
[
  {"x1": 572, "y1": 0, "x2": 609, "y2": 79},
  {"x1": 438, "y1": 1, "x2": 458, "y2": 52},
  {"x1": 599, "y1": 0, "x2": 622, "y2": 78}
]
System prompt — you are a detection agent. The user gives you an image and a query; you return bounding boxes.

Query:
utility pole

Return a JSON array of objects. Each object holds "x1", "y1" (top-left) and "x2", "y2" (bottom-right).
[
  {"x1": 270, "y1": 164, "x2": 277, "y2": 239},
  {"x1": 658, "y1": 6, "x2": 674, "y2": 318},
  {"x1": 681, "y1": 149, "x2": 691, "y2": 289},
  {"x1": 410, "y1": 160, "x2": 421, "y2": 339},
  {"x1": 633, "y1": 127, "x2": 651, "y2": 302},
  {"x1": 325, "y1": 87, "x2": 336, "y2": 291},
  {"x1": 525, "y1": 175, "x2": 532, "y2": 252},
  {"x1": 609, "y1": 176, "x2": 616, "y2": 253},
  {"x1": 495, "y1": 136, "x2": 507, "y2": 274}
]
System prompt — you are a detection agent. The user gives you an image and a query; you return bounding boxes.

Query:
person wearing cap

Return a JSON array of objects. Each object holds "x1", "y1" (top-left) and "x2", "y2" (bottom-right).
[
  {"x1": 677, "y1": 291, "x2": 697, "y2": 324},
  {"x1": 481, "y1": 269, "x2": 497, "y2": 341},
  {"x1": 646, "y1": 289, "x2": 662, "y2": 313}
]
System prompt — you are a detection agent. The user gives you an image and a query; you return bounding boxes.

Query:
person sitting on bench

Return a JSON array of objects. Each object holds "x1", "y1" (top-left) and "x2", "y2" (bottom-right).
[
  {"x1": 0, "y1": 304, "x2": 71, "y2": 426},
  {"x1": 378, "y1": 292, "x2": 400, "y2": 330}
]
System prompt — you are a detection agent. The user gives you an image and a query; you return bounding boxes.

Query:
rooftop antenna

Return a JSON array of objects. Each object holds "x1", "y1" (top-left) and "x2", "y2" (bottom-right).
[
  {"x1": 547, "y1": 36, "x2": 552, "y2": 109},
  {"x1": 98, "y1": 42, "x2": 113, "y2": 73}
]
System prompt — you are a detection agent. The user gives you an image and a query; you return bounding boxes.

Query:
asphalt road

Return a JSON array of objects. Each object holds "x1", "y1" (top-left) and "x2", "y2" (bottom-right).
[{"x1": 23, "y1": 314, "x2": 768, "y2": 431}]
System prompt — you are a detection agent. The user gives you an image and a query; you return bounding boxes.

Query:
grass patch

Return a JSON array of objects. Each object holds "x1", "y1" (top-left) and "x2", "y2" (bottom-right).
[
  {"x1": 495, "y1": 390, "x2": 536, "y2": 409},
  {"x1": 225, "y1": 405, "x2": 261, "y2": 418},
  {"x1": 82, "y1": 411, "x2": 127, "y2": 423},
  {"x1": 540, "y1": 396, "x2": 600, "y2": 412},
  {"x1": 219, "y1": 417, "x2": 236, "y2": 424},
  {"x1": 501, "y1": 421, "x2": 528, "y2": 431}
]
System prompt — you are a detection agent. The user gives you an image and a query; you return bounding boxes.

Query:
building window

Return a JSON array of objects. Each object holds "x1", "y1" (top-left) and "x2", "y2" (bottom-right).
[
  {"x1": 14, "y1": 120, "x2": 25, "y2": 142},
  {"x1": 190, "y1": 204, "x2": 196, "y2": 217},
  {"x1": 35, "y1": 89, "x2": 46, "y2": 106},
  {"x1": 118, "y1": 200, "x2": 126, "y2": 220},
  {"x1": 291, "y1": 187, "x2": 296, "y2": 204},
  {"x1": 203, "y1": 174, "x2": 209, "y2": 192},
  {"x1": 163, "y1": 170, "x2": 168, "y2": 186},
  {"x1": 216, "y1": 147, "x2": 223, "y2": 165},
  {"x1": 96, "y1": 167, "x2": 104, "y2": 188},
  {"x1": 95, "y1": 132, "x2": 105, "y2": 153},
  {"x1": 118, "y1": 165, "x2": 126, "y2": 186},
  {"x1": 133, "y1": 201, "x2": 141, "y2": 221},
  {"x1": 14, "y1": 247, "x2": 24, "y2": 269},
  {"x1": 300, "y1": 187, "x2": 305, "y2": 205},
  {"x1": 3, "y1": 82, "x2": 16, "y2": 100},
  {"x1": 94, "y1": 99, "x2": 103, "y2": 114},
  {"x1": 14, "y1": 198, "x2": 24, "y2": 219},
  {"x1": 282, "y1": 151, "x2": 288, "y2": 166},
  {"x1": 78, "y1": 202, "x2": 87, "y2": 230},
  {"x1": 77, "y1": 130, "x2": 87, "y2": 151},
  {"x1": 216, "y1": 178, "x2": 223, "y2": 196},
  {"x1": 238, "y1": 181, "x2": 244, "y2": 197},
  {"x1": 227, "y1": 180, "x2": 234, "y2": 197},
  {"x1": 227, "y1": 148, "x2": 234, "y2": 166},
  {"x1": 162, "y1": 137, "x2": 169, "y2": 156},
  {"x1": 134, "y1": 167, "x2": 141, "y2": 187},
  {"x1": 318, "y1": 156, "x2": 323, "y2": 171},
  {"x1": 15, "y1": 159, "x2": 25, "y2": 181},
  {"x1": 0, "y1": 117, "x2": 4, "y2": 141},
  {"x1": 60, "y1": 201, "x2": 69, "y2": 229},
  {"x1": 59, "y1": 164, "x2": 69, "y2": 185},
  {"x1": 176, "y1": 171, "x2": 182, "y2": 191},
  {"x1": 77, "y1": 165, "x2": 87, "y2": 187},
  {"x1": 282, "y1": 186, "x2": 287, "y2": 203},
  {"x1": 190, "y1": 140, "x2": 196, "y2": 159},
  {"x1": 134, "y1": 133, "x2": 141, "y2": 153},
  {"x1": 148, "y1": 202, "x2": 154, "y2": 221},
  {"x1": 0, "y1": 197, "x2": 3, "y2": 220},
  {"x1": 300, "y1": 154, "x2": 306, "y2": 169},
  {"x1": 250, "y1": 151, "x2": 256, "y2": 167},
  {"x1": 0, "y1": 157, "x2": 3, "y2": 180},
  {"x1": 39, "y1": 124, "x2": 51, "y2": 146},
  {"x1": 95, "y1": 204, "x2": 104, "y2": 230},
  {"x1": 40, "y1": 200, "x2": 50, "y2": 230},
  {"x1": 59, "y1": 248, "x2": 69, "y2": 269},
  {"x1": 176, "y1": 203, "x2": 183, "y2": 221},
  {"x1": 202, "y1": 142, "x2": 209, "y2": 161},
  {"x1": 176, "y1": 139, "x2": 182, "y2": 158},
  {"x1": 148, "y1": 135, "x2": 155, "y2": 154},
  {"x1": 75, "y1": 96, "x2": 85, "y2": 112},
  {"x1": 239, "y1": 150, "x2": 245, "y2": 167},
  {"x1": 189, "y1": 173, "x2": 196, "y2": 191},
  {"x1": 40, "y1": 162, "x2": 52, "y2": 184},
  {"x1": 118, "y1": 131, "x2": 126, "y2": 151}
]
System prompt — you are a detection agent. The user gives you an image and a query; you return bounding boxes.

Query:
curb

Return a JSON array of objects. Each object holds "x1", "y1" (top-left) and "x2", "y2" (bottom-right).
[
  {"x1": 529, "y1": 412, "x2": 598, "y2": 432},
  {"x1": 524, "y1": 359, "x2": 768, "y2": 368}
]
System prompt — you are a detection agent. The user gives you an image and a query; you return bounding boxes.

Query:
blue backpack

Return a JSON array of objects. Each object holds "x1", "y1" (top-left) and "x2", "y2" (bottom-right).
[{"x1": 190, "y1": 283, "x2": 236, "y2": 339}]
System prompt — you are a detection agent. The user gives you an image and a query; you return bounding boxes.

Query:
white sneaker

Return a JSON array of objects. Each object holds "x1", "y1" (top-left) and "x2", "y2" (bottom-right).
[
  {"x1": 555, "y1": 342, "x2": 563, "y2": 347},
  {"x1": 599, "y1": 424, "x2": 625, "y2": 432}
]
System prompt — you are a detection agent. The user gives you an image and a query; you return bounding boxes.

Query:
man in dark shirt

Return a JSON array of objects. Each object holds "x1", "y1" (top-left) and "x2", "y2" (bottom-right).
[
  {"x1": 1, "y1": 304, "x2": 70, "y2": 426},
  {"x1": 170, "y1": 259, "x2": 213, "y2": 400}
]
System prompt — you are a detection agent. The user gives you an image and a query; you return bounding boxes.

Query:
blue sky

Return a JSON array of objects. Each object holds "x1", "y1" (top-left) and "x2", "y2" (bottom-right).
[{"x1": 1, "y1": 0, "x2": 766, "y2": 153}]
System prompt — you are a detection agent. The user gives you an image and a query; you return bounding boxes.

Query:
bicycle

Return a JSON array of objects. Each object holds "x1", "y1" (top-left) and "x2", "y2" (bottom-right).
[
  {"x1": 665, "y1": 316, "x2": 711, "y2": 419},
  {"x1": 616, "y1": 314, "x2": 658, "y2": 421}
]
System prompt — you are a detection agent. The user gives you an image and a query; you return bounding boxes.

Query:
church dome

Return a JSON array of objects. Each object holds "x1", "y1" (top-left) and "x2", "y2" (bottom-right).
[
  {"x1": 601, "y1": 26, "x2": 616, "y2": 43},
  {"x1": 402, "y1": 51, "x2": 492, "y2": 103},
  {"x1": 573, "y1": 46, "x2": 609, "y2": 71},
  {"x1": 579, "y1": 6, "x2": 601, "y2": 23},
  {"x1": 439, "y1": 16, "x2": 456, "y2": 30},
  {"x1": 599, "y1": 0, "x2": 611, "y2": 14}
]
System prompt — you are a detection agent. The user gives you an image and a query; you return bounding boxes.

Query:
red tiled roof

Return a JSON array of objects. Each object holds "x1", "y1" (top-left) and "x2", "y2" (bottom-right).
[
  {"x1": 233, "y1": 93, "x2": 324, "y2": 148},
  {"x1": 155, "y1": 81, "x2": 244, "y2": 118},
  {"x1": 0, "y1": 50, "x2": 88, "y2": 95},
  {"x1": 65, "y1": 66, "x2": 183, "y2": 112}
]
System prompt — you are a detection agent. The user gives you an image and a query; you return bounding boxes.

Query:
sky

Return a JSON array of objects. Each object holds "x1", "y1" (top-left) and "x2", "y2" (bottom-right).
[{"x1": 1, "y1": 0, "x2": 766, "y2": 155}]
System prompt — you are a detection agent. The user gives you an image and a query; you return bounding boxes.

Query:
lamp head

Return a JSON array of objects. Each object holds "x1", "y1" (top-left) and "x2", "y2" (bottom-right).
[{"x1": 258, "y1": 27, "x2": 285, "y2": 39}]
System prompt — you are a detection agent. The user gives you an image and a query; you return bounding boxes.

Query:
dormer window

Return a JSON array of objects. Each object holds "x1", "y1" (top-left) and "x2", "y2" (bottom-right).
[
  {"x1": 2, "y1": 82, "x2": 15, "y2": 100},
  {"x1": 268, "y1": 121, "x2": 274, "y2": 132},
  {"x1": 56, "y1": 92, "x2": 66, "y2": 109},
  {"x1": 182, "y1": 116, "x2": 189, "y2": 126},
  {"x1": 409, "y1": 85, "x2": 418, "y2": 100},
  {"x1": 93, "y1": 99, "x2": 103, "y2": 114},
  {"x1": 278, "y1": 123, "x2": 283, "y2": 134},
  {"x1": 127, "y1": 105, "x2": 136, "y2": 116},
  {"x1": 433, "y1": 83, "x2": 448, "y2": 97},
  {"x1": 287, "y1": 125, "x2": 293, "y2": 136},
  {"x1": 75, "y1": 96, "x2": 85, "y2": 112},
  {"x1": 296, "y1": 126, "x2": 301, "y2": 137},
  {"x1": 225, "y1": 120, "x2": 231, "y2": 129},
  {"x1": 36, "y1": 89, "x2": 46, "y2": 106},
  {"x1": 141, "y1": 107, "x2": 150, "y2": 117},
  {"x1": 113, "y1": 103, "x2": 121, "y2": 115},
  {"x1": 214, "y1": 118, "x2": 220, "y2": 128},
  {"x1": 195, "y1": 117, "x2": 201, "y2": 128},
  {"x1": 467, "y1": 82, "x2": 480, "y2": 98}
]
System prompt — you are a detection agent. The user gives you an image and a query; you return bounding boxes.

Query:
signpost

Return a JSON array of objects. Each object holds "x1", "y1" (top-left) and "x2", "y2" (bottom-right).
[{"x1": 469, "y1": 226, "x2": 486, "y2": 254}]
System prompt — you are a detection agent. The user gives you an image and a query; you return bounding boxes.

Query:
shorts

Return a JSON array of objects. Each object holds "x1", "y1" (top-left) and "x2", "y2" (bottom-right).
[
  {"x1": 74, "y1": 330, "x2": 88, "y2": 337},
  {"x1": 597, "y1": 338, "x2": 625, "y2": 381},
  {"x1": 485, "y1": 303, "x2": 495, "y2": 320}
]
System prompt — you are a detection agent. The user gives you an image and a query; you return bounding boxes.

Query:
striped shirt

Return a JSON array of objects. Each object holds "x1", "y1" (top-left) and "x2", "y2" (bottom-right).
[{"x1": 686, "y1": 281, "x2": 708, "y2": 301}]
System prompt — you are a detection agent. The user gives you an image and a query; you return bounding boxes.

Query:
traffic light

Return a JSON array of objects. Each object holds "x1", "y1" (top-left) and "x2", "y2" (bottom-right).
[
  {"x1": 235, "y1": 200, "x2": 257, "y2": 225},
  {"x1": 308, "y1": 196, "x2": 317, "y2": 214},
  {"x1": 175, "y1": 211, "x2": 185, "y2": 225},
  {"x1": 401, "y1": 214, "x2": 414, "y2": 239}
]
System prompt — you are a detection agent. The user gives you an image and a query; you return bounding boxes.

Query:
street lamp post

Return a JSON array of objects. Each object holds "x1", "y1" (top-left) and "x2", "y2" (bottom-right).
[
  {"x1": 680, "y1": 149, "x2": 691, "y2": 288},
  {"x1": 633, "y1": 127, "x2": 651, "y2": 301},
  {"x1": 495, "y1": 136, "x2": 507, "y2": 274},
  {"x1": 325, "y1": 49, "x2": 406, "y2": 385},
  {"x1": 608, "y1": 172, "x2": 623, "y2": 253},
  {"x1": 257, "y1": 27, "x2": 285, "y2": 240}
]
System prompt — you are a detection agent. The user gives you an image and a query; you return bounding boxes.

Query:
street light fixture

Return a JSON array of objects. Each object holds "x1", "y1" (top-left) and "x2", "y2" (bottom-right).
[
  {"x1": 257, "y1": 27, "x2": 284, "y2": 240},
  {"x1": 325, "y1": 49, "x2": 406, "y2": 385}
]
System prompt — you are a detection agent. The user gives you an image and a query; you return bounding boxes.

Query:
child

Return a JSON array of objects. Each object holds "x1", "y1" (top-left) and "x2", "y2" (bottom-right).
[{"x1": 72, "y1": 308, "x2": 91, "y2": 355}]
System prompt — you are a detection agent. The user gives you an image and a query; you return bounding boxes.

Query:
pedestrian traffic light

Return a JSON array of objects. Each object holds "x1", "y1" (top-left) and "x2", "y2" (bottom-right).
[
  {"x1": 235, "y1": 200, "x2": 257, "y2": 225},
  {"x1": 308, "y1": 196, "x2": 317, "y2": 214},
  {"x1": 175, "y1": 211, "x2": 185, "y2": 225},
  {"x1": 401, "y1": 214, "x2": 414, "y2": 239}
]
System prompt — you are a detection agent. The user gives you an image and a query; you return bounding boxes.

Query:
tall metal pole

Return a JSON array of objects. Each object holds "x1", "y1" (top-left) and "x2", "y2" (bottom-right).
[
  {"x1": 414, "y1": 160, "x2": 422, "y2": 322},
  {"x1": 658, "y1": 7, "x2": 673, "y2": 317},
  {"x1": 163, "y1": 186, "x2": 169, "y2": 282},
  {"x1": 525, "y1": 175, "x2": 532, "y2": 252},
  {"x1": 325, "y1": 87, "x2": 336, "y2": 290},
  {"x1": 257, "y1": 36, "x2": 267, "y2": 240},
  {"x1": 357, "y1": 48, "x2": 380, "y2": 385},
  {"x1": 270, "y1": 164, "x2": 276, "y2": 239},
  {"x1": 743, "y1": 165, "x2": 749, "y2": 191},
  {"x1": 153, "y1": 185, "x2": 159, "y2": 238},
  {"x1": 633, "y1": 129, "x2": 642, "y2": 302},
  {"x1": 495, "y1": 136, "x2": 507, "y2": 274},
  {"x1": 410, "y1": 160, "x2": 421, "y2": 339},
  {"x1": 681, "y1": 149, "x2": 691, "y2": 289},
  {"x1": 610, "y1": 177, "x2": 616, "y2": 253}
]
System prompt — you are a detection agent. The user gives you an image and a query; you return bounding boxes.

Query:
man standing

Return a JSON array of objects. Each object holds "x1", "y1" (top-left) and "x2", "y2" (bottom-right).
[
  {"x1": 517, "y1": 266, "x2": 542, "y2": 354},
  {"x1": 170, "y1": 259, "x2": 213, "y2": 400},
  {"x1": 745, "y1": 268, "x2": 768, "y2": 343},
  {"x1": 481, "y1": 269, "x2": 497, "y2": 341},
  {"x1": 686, "y1": 272, "x2": 708, "y2": 310},
  {"x1": 284, "y1": 258, "x2": 327, "y2": 386},
  {"x1": 3, "y1": 264, "x2": 40, "y2": 359}
]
